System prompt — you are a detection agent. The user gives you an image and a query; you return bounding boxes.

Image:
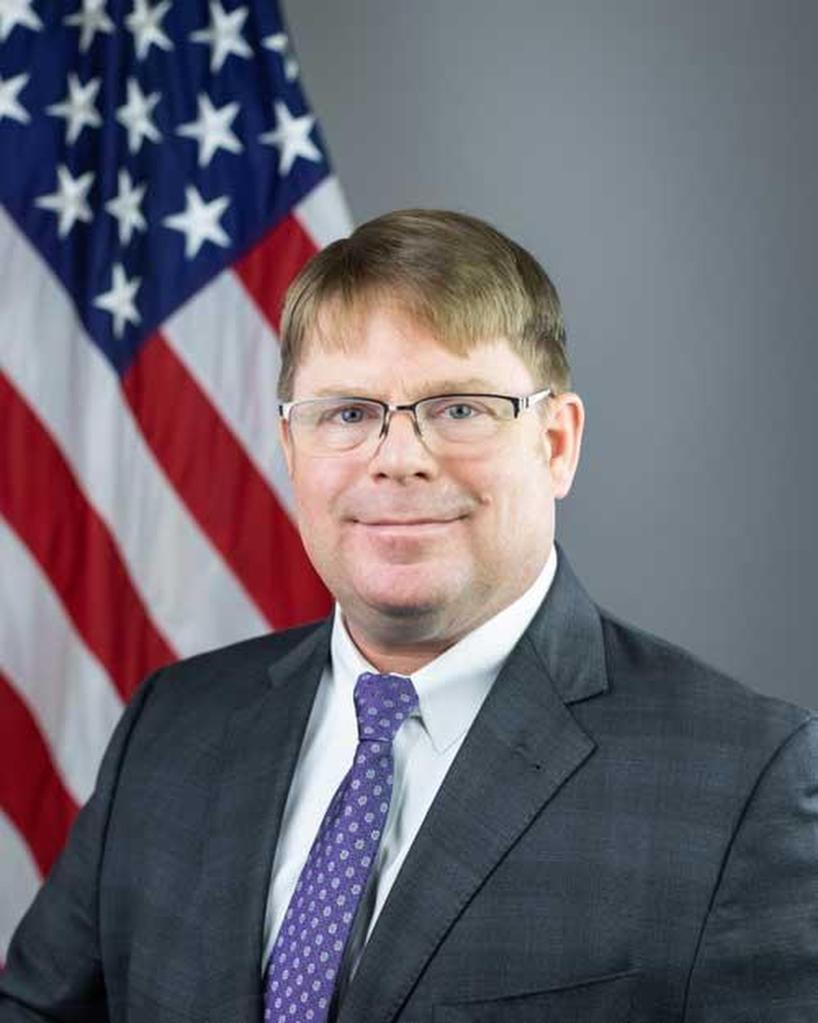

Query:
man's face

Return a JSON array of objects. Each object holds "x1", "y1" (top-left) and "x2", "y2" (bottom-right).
[{"x1": 280, "y1": 302, "x2": 582, "y2": 653}]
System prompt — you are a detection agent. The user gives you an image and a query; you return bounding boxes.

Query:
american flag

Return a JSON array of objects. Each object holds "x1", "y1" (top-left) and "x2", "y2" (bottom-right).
[{"x1": 0, "y1": 0, "x2": 351, "y2": 957}]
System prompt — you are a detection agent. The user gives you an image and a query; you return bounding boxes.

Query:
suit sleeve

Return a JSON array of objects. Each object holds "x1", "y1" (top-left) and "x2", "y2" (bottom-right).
[
  {"x1": 0, "y1": 671, "x2": 161, "y2": 1022},
  {"x1": 683, "y1": 715, "x2": 818, "y2": 1020}
]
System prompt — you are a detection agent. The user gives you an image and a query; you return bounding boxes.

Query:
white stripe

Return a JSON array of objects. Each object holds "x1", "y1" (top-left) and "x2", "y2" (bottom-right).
[
  {"x1": 1, "y1": 521, "x2": 122, "y2": 806},
  {"x1": 162, "y1": 268, "x2": 297, "y2": 518},
  {"x1": 0, "y1": 208, "x2": 269, "y2": 655},
  {"x1": 0, "y1": 811, "x2": 41, "y2": 962},
  {"x1": 294, "y1": 175, "x2": 353, "y2": 249}
]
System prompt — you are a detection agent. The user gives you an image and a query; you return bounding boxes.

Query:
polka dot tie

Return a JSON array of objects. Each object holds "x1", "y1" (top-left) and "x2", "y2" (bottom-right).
[{"x1": 263, "y1": 672, "x2": 419, "y2": 1023}]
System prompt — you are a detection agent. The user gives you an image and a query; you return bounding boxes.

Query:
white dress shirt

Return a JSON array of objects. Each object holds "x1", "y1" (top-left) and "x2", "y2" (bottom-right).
[{"x1": 261, "y1": 544, "x2": 558, "y2": 986}]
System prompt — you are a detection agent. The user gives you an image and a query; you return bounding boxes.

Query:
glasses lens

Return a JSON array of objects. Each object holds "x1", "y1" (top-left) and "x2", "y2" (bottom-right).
[
  {"x1": 418, "y1": 395, "x2": 515, "y2": 444},
  {"x1": 290, "y1": 398, "x2": 383, "y2": 453}
]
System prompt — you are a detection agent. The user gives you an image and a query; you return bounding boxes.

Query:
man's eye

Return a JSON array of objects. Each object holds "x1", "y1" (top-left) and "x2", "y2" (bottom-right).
[
  {"x1": 324, "y1": 404, "x2": 377, "y2": 425},
  {"x1": 436, "y1": 402, "x2": 482, "y2": 420},
  {"x1": 447, "y1": 404, "x2": 476, "y2": 419}
]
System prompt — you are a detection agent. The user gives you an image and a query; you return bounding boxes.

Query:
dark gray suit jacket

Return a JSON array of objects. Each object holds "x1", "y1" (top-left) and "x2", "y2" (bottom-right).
[{"x1": 2, "y1": 549, "x2": 817, "y2": 1022}]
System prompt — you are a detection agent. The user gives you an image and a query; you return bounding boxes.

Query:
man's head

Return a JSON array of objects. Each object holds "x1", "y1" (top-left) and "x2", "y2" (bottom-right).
[
  {"x1": 278, "y1": 209, "x2": 584, "y2": 670},
  {"x1": 278, "y1": 208, "x2": 571, "y2": 403}
]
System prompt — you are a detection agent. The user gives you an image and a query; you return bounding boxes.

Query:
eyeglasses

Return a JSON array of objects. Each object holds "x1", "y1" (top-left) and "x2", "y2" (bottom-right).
[{"x1": 278, "y1": 389, "x2": 553, "y2": 456}]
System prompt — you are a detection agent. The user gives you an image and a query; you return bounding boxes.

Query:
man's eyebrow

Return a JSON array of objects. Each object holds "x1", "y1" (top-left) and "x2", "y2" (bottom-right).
[{"x1": 309, "y1": 378, "x2": 497, "y2": 400}]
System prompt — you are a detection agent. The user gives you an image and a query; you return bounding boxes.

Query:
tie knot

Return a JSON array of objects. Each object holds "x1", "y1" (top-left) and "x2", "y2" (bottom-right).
[{"x1": 353, "y1": 672, "x2": 418, "y2": 743}]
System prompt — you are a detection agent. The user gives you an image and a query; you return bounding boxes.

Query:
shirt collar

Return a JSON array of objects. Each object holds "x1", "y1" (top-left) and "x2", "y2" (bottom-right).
[{"x1": 330, "y1": 545, "x2": 558, "y2": 754}]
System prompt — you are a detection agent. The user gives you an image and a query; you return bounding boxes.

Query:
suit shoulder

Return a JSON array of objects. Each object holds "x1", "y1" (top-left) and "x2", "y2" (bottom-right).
[
  {"x1": 596, "y1": 606, "x2": 814, "y2": 748},
  {"x1": 164, "y1": 617, "x2": 328, "y2": 676},
  {"x1": 142, "y1": 617, "x2": 330, "y2": 709}
]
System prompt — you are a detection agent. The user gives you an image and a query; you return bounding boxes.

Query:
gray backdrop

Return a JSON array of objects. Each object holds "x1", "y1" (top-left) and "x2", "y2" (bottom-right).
[{"x1": 283, "y1": 0, "x2": 818, "y2": 711}]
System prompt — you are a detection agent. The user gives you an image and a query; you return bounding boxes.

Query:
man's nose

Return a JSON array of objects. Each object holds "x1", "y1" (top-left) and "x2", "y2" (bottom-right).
[{"x1": 368, "y1": 408, "x2": 436, "y2": 476}]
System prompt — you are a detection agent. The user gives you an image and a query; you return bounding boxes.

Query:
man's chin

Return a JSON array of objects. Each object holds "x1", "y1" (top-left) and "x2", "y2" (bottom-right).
[{"x1": 353, "y1": 560, "x2": 457, "y2": 603}]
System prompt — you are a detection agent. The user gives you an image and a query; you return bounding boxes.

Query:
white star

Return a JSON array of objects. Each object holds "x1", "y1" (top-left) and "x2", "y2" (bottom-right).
[
  {"x1": 105, "y1": 169, "x2": 147, "y2": 245},
  {"x1": 46, "y1": 73, "x2": 102, "y2": 145},
  {"x1": 190, "y1": 1, "x2": 252, "y2": 73},
  {"x1": 35, "y1": 164, "x2": 95, "y2": 238},
  {"x1": 0, "y1": 0, "x2": 42, "y2": 42},
  {"x1": 94, "y1": 262, "x2": 141, "y2": 338},
  {"x1": 126, "y1": 0, "x2": 173, "y2": 60},
  {"x1": 259, "y1": 99, "x2": 321, "y2": 176},
  {"x1": 163, "y1": 186, "x2": 230, "y2": 259},
  {"x1": 177, "y1": 93, "x2": 243, "y2": 167},
  {"x1": 64, "y1": 0, "x2": 114, "y2": 53},
  {"x1": 263, "y1": 32, "x2": 298, "y2": 82},
  {"x1": 0, "y1": 72, "x2": 30, "y2": 124},
  {"x1": 116, "y1": 77, "x2": 161, "y2": 154}
]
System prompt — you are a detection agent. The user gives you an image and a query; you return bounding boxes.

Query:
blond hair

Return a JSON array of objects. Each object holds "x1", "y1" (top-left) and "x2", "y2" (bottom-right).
[{"x1": 278, "y1": 209, "x2": 571, "y2": 400}]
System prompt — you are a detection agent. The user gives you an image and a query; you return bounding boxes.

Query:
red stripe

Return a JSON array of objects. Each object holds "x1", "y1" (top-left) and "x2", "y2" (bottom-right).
[
  {"x1": 121, "y1": 334, "x2": 332, "y2": 630},
  {"x1": 0, "y1": 671, "x2": 79, "y2": 877},
  {"x1": 233, "y1": 213, "x2": 318, "y2": 334},
  {"x1": 0, "y1": 373, "x2": 176, "y2": 700}
]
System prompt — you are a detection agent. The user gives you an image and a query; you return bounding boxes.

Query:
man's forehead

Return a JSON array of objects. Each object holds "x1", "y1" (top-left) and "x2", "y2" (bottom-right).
[
  {"x1": 291, "y1": 297, "x2": 536, "y2": 399},
  {"x1": 292, "y1": 340, "x2": 530, "y2": 401}
]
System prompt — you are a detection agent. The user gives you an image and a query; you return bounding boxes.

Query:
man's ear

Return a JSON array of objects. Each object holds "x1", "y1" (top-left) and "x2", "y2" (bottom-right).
[
  {"x1": 278, "y1": 418, "x2": 295, "y2": 479},
  {"x1": 543, "y1": 391, "x2": 585, "y2": 499}
]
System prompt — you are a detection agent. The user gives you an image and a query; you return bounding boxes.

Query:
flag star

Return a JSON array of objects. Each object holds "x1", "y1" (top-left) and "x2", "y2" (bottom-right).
[
  {"x1": 116, "y1": 78, "x2": 162, "y2": 154},
  {"x1": 105, "y1": 169, "x2": 147, "y2": 245},
  {"x1": 263, "y1": 32, "x2": 299, "y2": 82},
  {"x1": 64, "y1": 0, "x2": 114, "y2": 53},
  {"x1": 0, "y1": 0, "x2": 42, "y2": 42},
  {"x1": 94, "y1": 262, "x2": 141, "y2": 338},
  {"x1": 191, "y1": 0, "x2": 252, "y2": 73},
  {"x1": 35, "y1": 164, "x2": 95, "y2": 238},
  {"x1": 177, "y1": 93, "x2": 243, "y2": 167},
  {"x1": 163, "y1": 186, "x2": 230, "y2": 258},
  {"x1": 0, "y1": 72, "x2": 30, "y2": 124},
  {"x1": 126, "y1": 0, "x2": 173, "y2": 60},
  {"x1": 47, "y1": 73, "x2": 102, "y2": 145},
  {"x1": 259, "y1": 99, "x2": 321, "y2": 176}
]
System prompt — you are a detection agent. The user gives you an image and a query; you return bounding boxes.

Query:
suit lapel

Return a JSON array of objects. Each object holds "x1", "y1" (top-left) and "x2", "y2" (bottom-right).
[
  {"x1": 200, "y1": 620, "x2": 332, "y2": 1023},
  {"x1": 336, "y1": 548, "x2": 608, "y2": 1023}
]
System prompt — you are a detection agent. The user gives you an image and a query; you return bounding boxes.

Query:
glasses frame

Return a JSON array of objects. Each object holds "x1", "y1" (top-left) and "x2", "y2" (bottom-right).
[{"x1": 278, "y1": 388, "x2": 554, "y2": 450}]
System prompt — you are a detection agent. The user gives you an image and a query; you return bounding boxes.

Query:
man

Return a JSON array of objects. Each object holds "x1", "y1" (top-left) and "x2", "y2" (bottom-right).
[{"x1": 2, "y1": 209, "x2": 816, "y2": 1022}]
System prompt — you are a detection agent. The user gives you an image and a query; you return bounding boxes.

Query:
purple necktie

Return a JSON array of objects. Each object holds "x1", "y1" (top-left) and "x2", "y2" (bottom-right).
[{"x1": 263, "y1": 671, "x2": 419, "y2": 1023}]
